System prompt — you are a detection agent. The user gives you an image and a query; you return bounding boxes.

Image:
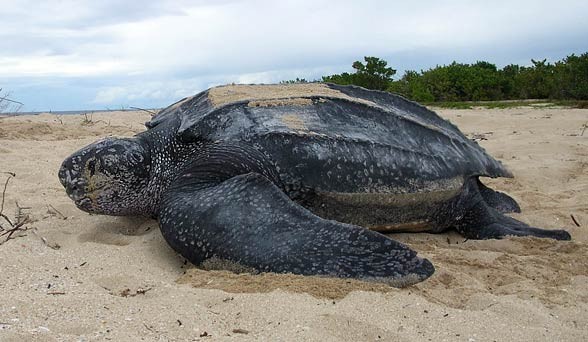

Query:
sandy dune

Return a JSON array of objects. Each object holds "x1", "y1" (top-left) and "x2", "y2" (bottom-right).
[{"x1": 0, "y1": 107, "x2": 586, "y2": 341}]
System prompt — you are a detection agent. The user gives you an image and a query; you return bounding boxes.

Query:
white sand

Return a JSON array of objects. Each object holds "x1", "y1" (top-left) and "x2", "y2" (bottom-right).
[{"x1": 0, "y1": 107, "x2": 586, "y2": 341}]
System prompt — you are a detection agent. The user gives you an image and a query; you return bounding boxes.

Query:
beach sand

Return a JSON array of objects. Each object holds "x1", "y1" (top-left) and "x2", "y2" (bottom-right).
[{"x1": 0, "y1": 107, "x2": 586, "y2": 341}]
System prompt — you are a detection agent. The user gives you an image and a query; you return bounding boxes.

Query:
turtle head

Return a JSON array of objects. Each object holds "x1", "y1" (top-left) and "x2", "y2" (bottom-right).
[{"x1": 58, "y1": 137, "x2": 152, "y2": 216}]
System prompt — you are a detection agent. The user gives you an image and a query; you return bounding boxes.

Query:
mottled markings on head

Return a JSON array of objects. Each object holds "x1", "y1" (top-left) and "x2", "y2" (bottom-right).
[{"x1": 83, "y1": 157, "x2": 105, "y2": 193}]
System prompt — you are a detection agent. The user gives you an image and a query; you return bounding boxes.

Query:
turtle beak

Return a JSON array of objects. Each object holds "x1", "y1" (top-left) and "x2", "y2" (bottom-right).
[
  {"x1": 59, "y1": 158, "x2": 87, "y2": 202},
  {"x1": 58, "y1": 162, "x2": 69, "y2": 189},
  {"x1": 59, "y1": 161, "x2": 98, "y2": 212}
]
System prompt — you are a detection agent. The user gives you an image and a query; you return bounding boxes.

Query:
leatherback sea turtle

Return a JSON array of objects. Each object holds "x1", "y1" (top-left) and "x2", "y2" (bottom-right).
[{"x1": 58, "y1": 83, "x2": 571, "y2": 287}]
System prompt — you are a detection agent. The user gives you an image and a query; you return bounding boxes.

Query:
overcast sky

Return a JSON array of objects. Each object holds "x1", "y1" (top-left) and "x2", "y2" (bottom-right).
[{"x1": 2, "y1": 0, "x2": 587, "y2": 112}]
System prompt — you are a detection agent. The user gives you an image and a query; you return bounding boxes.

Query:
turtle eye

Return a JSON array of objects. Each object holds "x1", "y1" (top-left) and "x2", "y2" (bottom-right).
[{"x1": 128, "y1": 151, "x2": 144, "y2": 164}]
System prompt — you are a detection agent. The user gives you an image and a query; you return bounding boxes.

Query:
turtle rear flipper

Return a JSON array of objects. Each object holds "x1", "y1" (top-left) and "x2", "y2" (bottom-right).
[
  {"x1": 159, "y1": 172, "x2": 434, "y2": 287},
  {"x1": 477, "y1": 178, "x2": 521, "y2": 213},
  {"x1": 454, "y1": 181, "x2": 571, "y2": 241}
]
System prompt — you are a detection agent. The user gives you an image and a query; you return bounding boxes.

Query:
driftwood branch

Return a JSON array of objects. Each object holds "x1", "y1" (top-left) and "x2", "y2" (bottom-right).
[
  {"x1": 0, "y1": 173, "x2": 31, "y2": 244},
  {"x1": 0, "y1": 96, "x2": 24, "y2": 106},
  {"x1": 0, "y1": 172, "x2": 15, "y2": 218},
  {"x1": 0, "y1": 88, "x2": 24, "y2": 113},
  {"x1": 81, "y1": 113, "x2": 109, "y2": 126},
  {"x1": 130, "y1": 106, "x2": 158, "y2": 116}
]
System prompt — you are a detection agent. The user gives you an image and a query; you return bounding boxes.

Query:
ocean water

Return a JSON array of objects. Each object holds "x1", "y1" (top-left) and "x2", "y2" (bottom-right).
[{"x1": 2, "y1": 108, "x2": 159, "y2": 116}]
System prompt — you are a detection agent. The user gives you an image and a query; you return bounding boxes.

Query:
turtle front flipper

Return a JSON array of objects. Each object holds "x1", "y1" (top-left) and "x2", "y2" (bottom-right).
[{"x1": 159, "y1": 172, "x2": 434, "y2": 287}]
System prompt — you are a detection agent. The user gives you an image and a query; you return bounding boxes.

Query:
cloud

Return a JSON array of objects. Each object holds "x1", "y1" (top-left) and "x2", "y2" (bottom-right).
[
  {"x1": 92, "y1": 82, "x2": 185, "y2": 106},
  {"x1": 90, "y1": 65, "x2": 333, "y2": 106},
  {"x1": 2, "y1": 0, "x2": 588, "y2": 110},
  {"x1": 93, "y1": 87, "x2": 128, "y2": 104}
]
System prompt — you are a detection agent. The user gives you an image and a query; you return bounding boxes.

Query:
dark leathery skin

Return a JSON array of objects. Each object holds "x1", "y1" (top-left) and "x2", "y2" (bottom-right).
[{"x1": 58, "y1": 83, "x2": 571, "y2": 288}]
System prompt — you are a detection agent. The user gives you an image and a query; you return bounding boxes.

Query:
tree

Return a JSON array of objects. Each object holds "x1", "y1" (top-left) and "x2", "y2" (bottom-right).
[
  {"x1": 351, "y1": 56, "x2": 397, "y2": 90},
  {"x1": 323, "y1": 56, "x2": 396, "y2": 90},
  {"x1": 388, "y1": 70, "x2": 434, "y2": 102},
  {"x1": 321, "y1": 72, "x2": 355, "y2": 86},
  {"x1": 283, "y1": 51, "x2": 588, "y2": 102},
  {"x1": 554, "y1": 53, "x2": 588, "y2": 99},
  {"x1": 499, "y1": 64, "x2": 522, "y2": 99},
  {"x1": 523, "y1": 59, "x2": 556, "y2": 99},
  {"x1": 280, "y1": 78, "x2": 312, "y2": 84}
]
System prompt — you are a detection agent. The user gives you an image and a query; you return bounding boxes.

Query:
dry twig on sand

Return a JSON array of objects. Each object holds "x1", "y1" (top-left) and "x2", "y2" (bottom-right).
[
  {"x1": 0, "y1": 88, "x2": 24, "y2": 114},
  {"x1": 81, "y1": 113, "x2": 110, "y2": 126},
  {"x1": 47, "y1": 204, "x2": 67, "y2": 219},
  {"x1": 130, "y1": 106, "x2": 159, "y2": 116},
  {"x1": 0, "y1": 172, "x2": 32, "y2": 244},
  {"x1": 571, "y1": 214, "x2": 581, "y2": 227}
]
